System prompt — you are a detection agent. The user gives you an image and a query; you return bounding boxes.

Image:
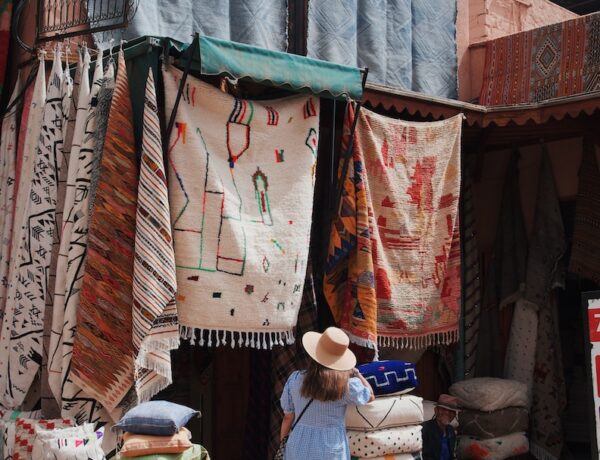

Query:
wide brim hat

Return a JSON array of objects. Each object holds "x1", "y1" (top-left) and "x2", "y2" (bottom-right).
[
  {"x1": 302, "y1": 327, "x2": 357, "y2": 371},
  {"x1": 435, "y1": 394, "x2": 460, "y2": 412}
]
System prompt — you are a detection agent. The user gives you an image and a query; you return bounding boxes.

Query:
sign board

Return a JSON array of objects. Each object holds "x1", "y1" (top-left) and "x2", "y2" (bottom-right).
[{"x1": 584, "y1": 291, "x2": 600, "y2": 460}]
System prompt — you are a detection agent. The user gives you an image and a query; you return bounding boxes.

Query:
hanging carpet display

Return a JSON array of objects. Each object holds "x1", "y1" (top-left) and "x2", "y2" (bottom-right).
[
  {"x1": 132, "y1": 69, "x2": 178, "y2": 403},
  {"x1": 163, "y1": 65, "x2": 319, "y2": 348},
  {"x1": 70, "y1": 50, "x2": 138, "y2": 413},
  {"x1": 324, "y1": 105, "x2": 462, "y2": 351}
]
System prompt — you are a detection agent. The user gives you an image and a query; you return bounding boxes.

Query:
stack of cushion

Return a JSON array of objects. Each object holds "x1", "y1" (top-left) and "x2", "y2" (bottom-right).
[
  {"x1": 449, "y1": 378, "x2": 530, "y2": 460},
  {"x1": 347, "y1": 361, "x2": 423, "y2": 460},
  {"x1": 114, "y1": 401, "x2": 207, "y2": 459}
]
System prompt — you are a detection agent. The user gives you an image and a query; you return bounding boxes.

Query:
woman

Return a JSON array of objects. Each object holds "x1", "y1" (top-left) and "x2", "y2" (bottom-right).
[{"x1": 280, "y1": 327, "x2": 375, "y2": 459}]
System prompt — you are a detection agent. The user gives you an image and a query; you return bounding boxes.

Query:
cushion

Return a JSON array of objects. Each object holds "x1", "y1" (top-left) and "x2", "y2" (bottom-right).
[
  {"x1": 1, "y1": 411, "x2": 42, "y2": 460},
  {"x1": 456, "y1": 432, "x2": 529, "y2": 460},
  {"x1": 116, "y1": 444, "x2": 210, "y2": 460},
  {"x1": 449, "y1": 378, "x2": 528, "y2": 412},
  {"x1": 346, "y1": 395, "x2": 424, "y2": 431},
  {"x1": 357, "y1": 361, "x2": 418, "y2": 396},
  {"x1": 114, "y1": 401, "x2": 199, "y2": 436},
  {"x1": 43, "y1": 427, "x2": 105, "y2": 460},
  {"x1": 348, "y1": 425, "x2": 423, "y2": 457},
  {"x1": 458, "y1": 407, "x2": 529, "y2": 439},
  {"x1": 119, "y1": 428, "x2": 193, "y2": 457},
  {"x1": 13, "y1": 418, "x2": 74, "y2": 460},
  {"x1": 32, "y1": 423, "x2": 96, "y2": 460},
  {"x1": 351, "y1": 454, "x2": 421, "y2": 460}
]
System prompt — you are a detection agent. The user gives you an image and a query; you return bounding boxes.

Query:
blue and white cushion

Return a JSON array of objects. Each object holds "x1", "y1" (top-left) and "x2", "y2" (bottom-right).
[{"x1": 357, "y1": 361, "x2": 418, "y2": 396}]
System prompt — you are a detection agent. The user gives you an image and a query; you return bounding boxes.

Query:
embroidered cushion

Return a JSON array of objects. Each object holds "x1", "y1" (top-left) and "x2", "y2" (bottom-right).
[
  {"x1": 43, "y1": 427, "x2": 105, "y2": 460},
  {"x1": 456, "y1": 432, "x2": 529, "y2": 460},
  {"x1": 31, "y1": 423, "x2": 96, "y2": 460},
  {"x1": 1, "y1": 410, "x2": 42, "y2": 460},
  {"x1": 348, "y1": 425, "x2": 423, "y2": 457},
  {"x1": 458, "y1": 407, "x2": 529, "y2": 439},
  {"x1": 114, "y1": 401, "x2": 199, "y2": 436},
  {"x1": 357, "y1": 361, "x2": 418, "y2": 396},
  {"x1": 116, "y1": 444, "x2": 209, "y2": 460},
  {"x1": 346, "y1": 395, "x2": 424, "y2": 431},
  {"x1": 13, "y1": 418, "x2": 74, "y2": 460},
  {"x1": 449, "y1": 378, "x2": 528, "y2": 412},
  {"x1": 119, "y1": 428, "x2": 192, "y2": 457}
]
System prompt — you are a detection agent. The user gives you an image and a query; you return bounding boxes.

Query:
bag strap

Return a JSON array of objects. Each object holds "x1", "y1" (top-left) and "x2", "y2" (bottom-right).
[{"x1": 290, "y1": 398, "x2": 314, "y2": 432}]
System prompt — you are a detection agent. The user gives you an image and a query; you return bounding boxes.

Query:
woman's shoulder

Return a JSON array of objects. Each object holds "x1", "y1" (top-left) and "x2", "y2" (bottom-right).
[{"x1": 286, "y1": 369, "x2": 305, "y2": 384}]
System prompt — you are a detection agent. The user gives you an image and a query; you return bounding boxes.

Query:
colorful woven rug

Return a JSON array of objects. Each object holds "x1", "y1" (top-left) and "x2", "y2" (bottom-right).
[
  {"x1": 70, "y1": 50, "x2": 137, "y2": 412},
  {"x1": 480, "y1": 13, "x2": 600, "y2": 106},
  {"x1": 0, "y1": 51, "x2": 63, "y2": 408},
  {"x1": 569, "y1": 138, "x2": 600, "y2": 284},
  {"x1": 163, "y1": 66, "x2": 319, "y2": 348},
  {"x1": 0, "y1": 1, "x2": 12, "y2": 99},
  {"x1": 132, "y1": 69, "x2": 178, "y2": 403},
  {"x1": 324, "y1": 105, "x2": 462, "y2": 351}
]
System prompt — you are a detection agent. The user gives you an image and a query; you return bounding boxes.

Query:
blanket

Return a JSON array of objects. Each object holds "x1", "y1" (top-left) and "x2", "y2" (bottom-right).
[
  {"x1": 480, "y1": 14, "x2": 600, "y2": 105},
  {"x1": 163, "y1": 66, "x2": 318, "y2": 347},
  {"x1": 569, "y1": 138, "x2": 600, "y2": 284},
  {"x1": 457, "y1": 432, "x2": 529, "y2": 460},
  {"x1": 132, "y1": 69, "x2": 178, "y2": 403},
  {"x1": 348, "y1": 426, "x2": 422, "y2": 457},
  {"x1": 324, "y1": 105, "x2": 462, "y2": 350},
  {"x1": 449, "y1": 378, "x2": 528, "y2": 412},
  {"x1": 71, "y1": 51, "x2": 137, "y2": 412},
  {"x1": 0, "y1": 51, "x2": 63, "y2": 408},
  {"x1": 458, "y1": 407, "x2": 529, "y2": 439},
  {"x1": 346, "y1": 395, "x2": 424, "y2": 431}
]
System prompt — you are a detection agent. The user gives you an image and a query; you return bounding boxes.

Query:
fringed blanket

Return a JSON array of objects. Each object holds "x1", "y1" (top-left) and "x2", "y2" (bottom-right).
[
  {"x1": 70, "y1": 51, "x2": 137, "y2": 413},
  {"x1": 163, "y1": 66, "x2": 318, "y2": 348},
  {"x1": 324, "y1": 105, "x2": 462, "y2": 351},
  {"x1": 480, "y1": 14, "x2": 600, "y2": 106},
  {"x1": 132, "y1": 69, "x2": 178, "y2": 402},
  {"x1": 569, "y1": 138, "x2": 600, "y2": 284},
  {"x1": 0, "y1": 51, "x2": 63, "y2": 408}
]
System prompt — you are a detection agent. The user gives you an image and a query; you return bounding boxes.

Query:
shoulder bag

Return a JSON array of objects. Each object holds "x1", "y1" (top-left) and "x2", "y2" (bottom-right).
[{"x1": 273, "y1": 398, "x2": 314, "y2": 460}]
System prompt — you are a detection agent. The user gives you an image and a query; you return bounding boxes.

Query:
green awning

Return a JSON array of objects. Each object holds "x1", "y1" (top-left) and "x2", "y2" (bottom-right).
[{"x1": 195, "y1": 35, "x2": 363, "y2": 100}]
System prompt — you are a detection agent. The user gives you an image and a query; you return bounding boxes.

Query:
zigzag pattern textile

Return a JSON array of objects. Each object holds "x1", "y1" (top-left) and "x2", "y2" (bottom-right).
[
  {"x1": 480, "y1": 13, "x2": 600, "y2": 105},
  {"x1": 307, "y1": 0, "x2": 457, "y2": 98},
  {"x1": 70, "y1": 50, "x2": 138, "y2": 413},
  {"x1": 0, "y1": 50, "x2": 63, "y2": 408},
  {"x1": 324, "y1": 105, "x2": 462, "y2": 353},
  {"x1": 132, "y1": 69, "x2": 178, "y2": 403}
]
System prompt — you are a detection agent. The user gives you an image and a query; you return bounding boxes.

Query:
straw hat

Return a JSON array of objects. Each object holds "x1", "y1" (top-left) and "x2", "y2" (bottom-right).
[
  {"x1": 302, "y1": 327, "x2": 357, "y2": 371},
  {"x1": 435, "y1": 394, "x2": 460, "y2": 412}
]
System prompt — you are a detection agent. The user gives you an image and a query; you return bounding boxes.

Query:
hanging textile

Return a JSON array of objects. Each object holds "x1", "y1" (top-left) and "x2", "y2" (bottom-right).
[
  {"x1": 99, "y1": 0, "x2": 287, "y2": 51},
  {"x1": 324, "y1": 105, "x2": 462, "y2": 352},
  {"x1": 307, "y1": 0, "x2": 458, "y2": 98},
  {"x1": 0, "y1": 1, "x2": 12, "y2": 98},
  {"x1": 54, "y1": 60, "x2": 115, "y2": 424},
  {"x1": 569, "y1": 138, "x2": 600, "y2": 284},
  {"x1": 0, "y1": 50, "x2": 63, "y2": 408},
  {"x1": 70, "y1": 50, "x2": 138, "y2": 413},
  {"x1": 0, "y1": 76, "x2": 20, "y2": 333},
  {"x1": 163, "y1": 66, "x2": 319, "y2": 348},
  {"x1": 48, "y1": 48, "x2": 92, "y2": 406},
  {"x1": 268, "y1": 258, "x2": 318, "y2": 459},
  {"x1": 132, "y1": 69, "x2": 178, "y2": 403},
  {"x1": 480, "y1": 13, "x2": 600, "y2": 106}
]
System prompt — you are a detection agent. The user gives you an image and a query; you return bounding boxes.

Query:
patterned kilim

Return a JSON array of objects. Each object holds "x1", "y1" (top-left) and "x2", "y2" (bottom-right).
[
  {"x1": 569, "y1": 138, "x2": 600, "y2": 284},
  {"x1": 132, "y1": 69, "x2": 178, "y2": 402},
  {"x1": 0, "y1": 52, "x2": 63, "y2": 408},
  {"x1": 0, "y1": 1, "x2": 12, "y2": 99},
  {"x1": 0, "y1": 78, "x2": 20, "y2": 326},
  {"x1": 480, "y1": 13, "x2": 600, "y2": 106},
  {"x1": 163, "y1": 66, "x2": 319, "y2": 347},
  {"x1": 70, "y1": 50, "x2": 138, "y2": 412},
  {"x1": 324, "y1": 105, "x2": 462, "y2": 351}
]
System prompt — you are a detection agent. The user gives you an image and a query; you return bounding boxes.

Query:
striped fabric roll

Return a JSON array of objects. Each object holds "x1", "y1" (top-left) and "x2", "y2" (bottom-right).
[
  {"x1": 132, "y1": 68, "x2": 178, "y2": 402},
  {"x1": 70, "y1": 50, "x2": 139, "y2": 412}
]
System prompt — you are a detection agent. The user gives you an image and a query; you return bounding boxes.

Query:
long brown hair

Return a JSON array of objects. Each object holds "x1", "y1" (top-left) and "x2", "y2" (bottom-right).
[{"x1": 301, "y1": 359, "x2": 351, "y2": 401}]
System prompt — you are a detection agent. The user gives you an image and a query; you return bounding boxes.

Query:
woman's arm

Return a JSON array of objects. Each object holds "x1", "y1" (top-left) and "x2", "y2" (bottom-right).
[
  {"x1": 352, "y1": 369, "x2": 375, "y2": 402},
  {"x1": 280, "y1": 412, "x2": 295, "y2": 441}
]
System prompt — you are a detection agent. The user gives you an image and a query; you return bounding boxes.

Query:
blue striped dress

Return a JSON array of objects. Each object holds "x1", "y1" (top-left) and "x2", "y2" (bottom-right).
[{"x1": 281, "y1": 370, "x2": 371, "y2": 460}]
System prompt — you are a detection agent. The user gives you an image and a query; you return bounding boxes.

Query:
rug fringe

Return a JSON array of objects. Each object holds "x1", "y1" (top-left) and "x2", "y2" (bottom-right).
[
  {"x1": 139, "y1": 336, "x2": 180, "y2": 354},
  {"x1": 135, "y1": 376, "x2": 171, "y2": 404},
  {"x1": 530, "y1": 442, "x2": 556, "y2": 460},
  {"x1": 378, "y1": 329, "x2": 459, "y2": 349},
  {"x1": 179, "y1": 326, "x2": 295, "y2": 350}
]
